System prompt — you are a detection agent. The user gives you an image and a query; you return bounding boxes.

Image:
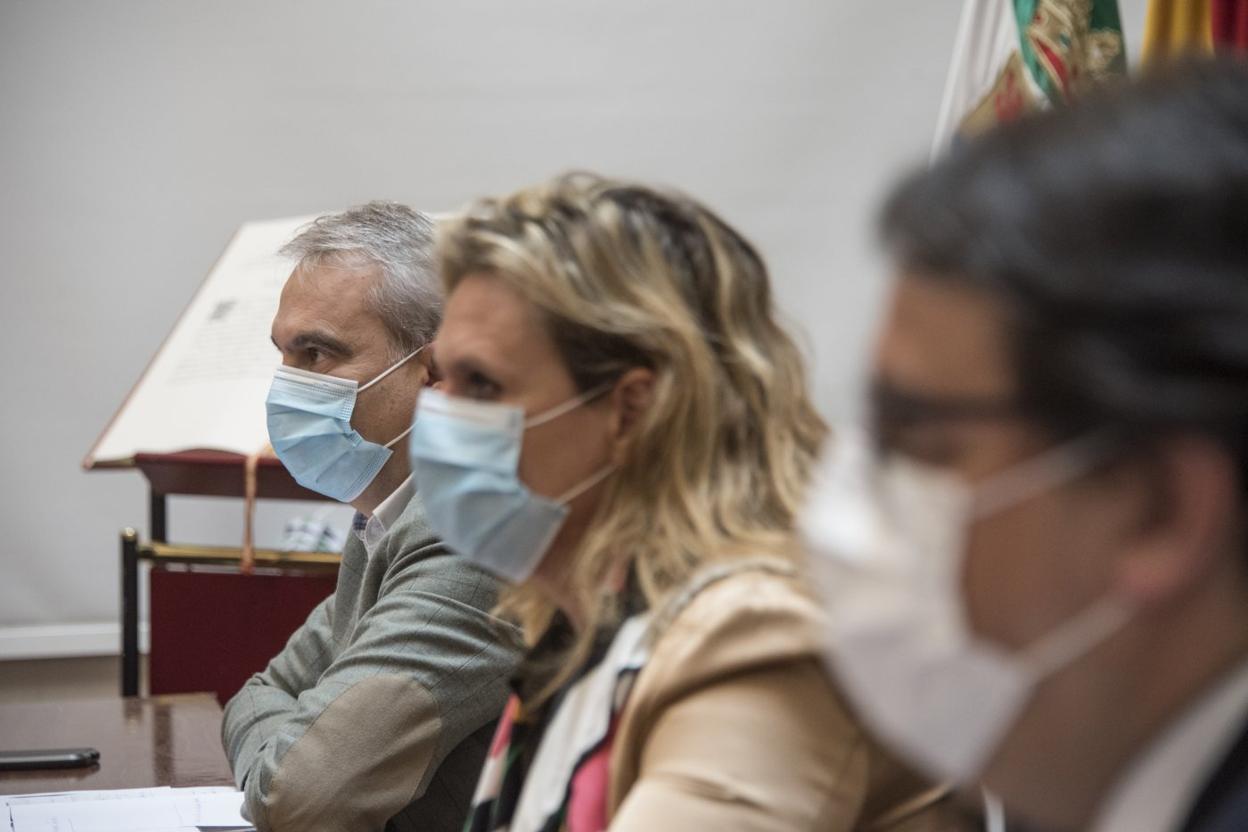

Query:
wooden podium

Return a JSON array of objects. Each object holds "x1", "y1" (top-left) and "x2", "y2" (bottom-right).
[{"x1": 119, "y1": 452, "x2": 340, "y2": 702}]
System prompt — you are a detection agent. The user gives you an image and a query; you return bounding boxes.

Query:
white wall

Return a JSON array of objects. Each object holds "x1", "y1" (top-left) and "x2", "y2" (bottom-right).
[{"x1": 0, "y1": 0, "x2": 1149, "y2": 656}]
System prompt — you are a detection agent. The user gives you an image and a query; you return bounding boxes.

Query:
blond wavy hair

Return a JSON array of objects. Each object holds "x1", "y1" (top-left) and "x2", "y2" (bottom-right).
[{"x1": 438, "y1": 173, "x2": 827, "y2": 681}]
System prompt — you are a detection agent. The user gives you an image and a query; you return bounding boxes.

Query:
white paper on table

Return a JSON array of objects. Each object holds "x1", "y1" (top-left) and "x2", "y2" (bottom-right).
[
  {"x1": 4, "y1": 786, "x2": 252, "y2": 832},
  {"x1": 176, "y1": 790, "x2": 252, "y2": 826},
  {"x1": 2, "y1": 786, "x2": 175, "y2": 805}
]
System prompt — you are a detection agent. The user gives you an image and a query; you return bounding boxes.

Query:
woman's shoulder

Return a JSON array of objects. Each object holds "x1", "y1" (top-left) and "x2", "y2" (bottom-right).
[
  {"x1": 617, "y1": 561, "x2": 969, "y2": 831},
  {"x1": 640, "y1": 556, "x2": 826, "y2": 697}
]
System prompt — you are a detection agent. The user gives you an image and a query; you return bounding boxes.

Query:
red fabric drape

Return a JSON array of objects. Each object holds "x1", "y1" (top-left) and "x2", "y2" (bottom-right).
[
  {"x1": 150, "y1": 567, "x2": 337, "y2": 704},
  {"x1": 1212, "y1": 0, "x2": 1248, "y2": 50}
]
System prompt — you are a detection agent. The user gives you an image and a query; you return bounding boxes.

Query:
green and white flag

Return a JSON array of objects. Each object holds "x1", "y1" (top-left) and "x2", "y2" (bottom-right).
[{"x1": 933, "y1": 0, "x2": 1128, "y2": 156}]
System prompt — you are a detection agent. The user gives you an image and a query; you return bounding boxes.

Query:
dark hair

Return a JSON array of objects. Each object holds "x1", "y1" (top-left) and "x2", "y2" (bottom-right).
[{"x1": 880, "y1": 58, "x2": 1248, "y2": 491}]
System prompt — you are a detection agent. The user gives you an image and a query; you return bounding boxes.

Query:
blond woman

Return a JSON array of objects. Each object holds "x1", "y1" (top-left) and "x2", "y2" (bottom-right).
[{"x1": 406, "y1": 173, "x2": 966, "y2": 831}]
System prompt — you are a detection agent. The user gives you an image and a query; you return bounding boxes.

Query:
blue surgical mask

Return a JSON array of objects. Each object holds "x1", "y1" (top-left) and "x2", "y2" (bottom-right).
[
  {"x1": 408, "y1": 386, "x2": 614, "y2": 583},
  {"x1": 266, "y1": 347, "x2": 423, "y2": 503}
]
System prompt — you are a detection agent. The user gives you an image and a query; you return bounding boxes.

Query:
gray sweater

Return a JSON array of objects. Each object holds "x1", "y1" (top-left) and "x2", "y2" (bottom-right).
[{"x1": 222, "y1": 493, "x2": 523, "y2": 832}]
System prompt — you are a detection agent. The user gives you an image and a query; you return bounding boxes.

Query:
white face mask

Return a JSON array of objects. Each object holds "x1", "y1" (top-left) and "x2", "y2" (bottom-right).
[{"x1": 801, "y1": 429, "x2": 1134, "y2": 784}]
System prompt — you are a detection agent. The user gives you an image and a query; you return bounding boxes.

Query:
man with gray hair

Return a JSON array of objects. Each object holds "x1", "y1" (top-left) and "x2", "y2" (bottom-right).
[{"x1": 222, "y1": 202, "x2": 522, "y2": 832}]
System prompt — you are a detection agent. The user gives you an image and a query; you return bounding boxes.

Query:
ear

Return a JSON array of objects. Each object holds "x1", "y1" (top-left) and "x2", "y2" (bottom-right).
[
  {"x1": 606, "y1": 368, "x2": 655, "y2": 465},
  {"x1": 1113, "y1": 436, "x2": 1240, "y2": 606},
  {"x1": 418, "y1": 346, "x2": 439, "y2": 388}
]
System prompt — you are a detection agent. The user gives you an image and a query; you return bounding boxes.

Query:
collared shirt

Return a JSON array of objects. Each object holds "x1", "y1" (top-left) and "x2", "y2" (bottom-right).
[
  {"x1": 351, "y1": 475, "x2": 414, "y2": 558},
  {"x1": 1092, "y1": 657, "x2": 1248, "y2": 832}
]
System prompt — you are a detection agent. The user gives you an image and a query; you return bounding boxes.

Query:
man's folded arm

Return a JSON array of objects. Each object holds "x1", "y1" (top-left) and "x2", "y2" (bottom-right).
[
  {"x1": 226, "y1": 552, "x2": 519, "y2": 832},
  {"x1": 222, "y1": 593, "x2": 338, "y2": 791}
]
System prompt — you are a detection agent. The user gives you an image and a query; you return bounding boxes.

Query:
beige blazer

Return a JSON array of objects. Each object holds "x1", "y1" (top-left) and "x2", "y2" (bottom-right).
[{"x1": 605, "y1": 564, "x2": 976, "y2": 831}]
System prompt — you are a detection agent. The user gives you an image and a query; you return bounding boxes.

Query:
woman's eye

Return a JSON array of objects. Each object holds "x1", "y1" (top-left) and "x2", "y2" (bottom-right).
[{"x1": 466, "y1": 371, "x2": 501, "y2": 400}]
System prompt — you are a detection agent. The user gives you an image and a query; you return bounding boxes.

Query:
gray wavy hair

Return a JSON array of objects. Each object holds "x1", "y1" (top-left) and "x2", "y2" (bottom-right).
[{"x1": 280, "y1": 201, "x2": 441, "y2": 356}]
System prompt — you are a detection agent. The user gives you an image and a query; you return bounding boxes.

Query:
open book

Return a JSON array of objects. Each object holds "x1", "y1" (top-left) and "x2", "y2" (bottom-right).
[{"x1": 83, "y1": 216, "x2": 314, "y2": 469}]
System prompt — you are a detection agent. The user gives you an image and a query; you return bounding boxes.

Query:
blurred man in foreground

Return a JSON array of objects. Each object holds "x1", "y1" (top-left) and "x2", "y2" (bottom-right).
[{"x1": 806, "y1": 59, "x2": 1248, "y2": 832}]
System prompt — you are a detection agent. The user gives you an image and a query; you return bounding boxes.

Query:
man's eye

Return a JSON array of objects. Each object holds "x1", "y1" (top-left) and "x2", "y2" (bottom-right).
[{"x1": 306, "y1": 347, "x2": 324, "y2": 364}]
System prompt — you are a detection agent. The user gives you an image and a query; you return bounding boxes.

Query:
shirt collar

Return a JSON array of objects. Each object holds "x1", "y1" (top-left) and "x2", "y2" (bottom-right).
[
  {"x1": 1092, "y1": 656, "x2": 1248, "y2": 832},
  {"x1": 353, "y1": 475, "x2": 414, "y2": 558},
  {"x1": 373, "y1": 474, "x2": 414, "y2": 531}
]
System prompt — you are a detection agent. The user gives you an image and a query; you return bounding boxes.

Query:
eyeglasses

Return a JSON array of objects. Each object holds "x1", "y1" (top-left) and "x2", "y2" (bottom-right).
[{"x1": 870, "y1": 381, "x2": 1025, "y2": 429}]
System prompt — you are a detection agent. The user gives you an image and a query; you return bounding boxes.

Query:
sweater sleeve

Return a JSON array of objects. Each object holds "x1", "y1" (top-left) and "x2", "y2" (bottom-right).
[
  {"x1": 221, "y1": 593, "x2": 338, "y2": 790},
  {"x1": 223, "y1": 548, "x2": 521, "y2": 832}
]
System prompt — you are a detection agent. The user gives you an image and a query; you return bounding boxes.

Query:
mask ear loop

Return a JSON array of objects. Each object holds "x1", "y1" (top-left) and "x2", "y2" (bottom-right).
[
  {"x1": 969, "y1": 432, "x2": 1118, "y2": 519},
  {"x1": 528, "y1": 382, "x2": 619, "y2": 505},
  {"x1": 358, "y1": 344, "x2": 426, "y2": 394},
  {"x1": 525, "y1": 382, "x2": 614, "y2": 429},
  {"x1": 555, "y1": 464, "x2": 616, "y2": 505},
  {"x1": 982, "y1": 789, "x2": 1007, "y2": 832},
  {"x1": 520, "y1": 381, "x2": 618, "y2": 504},
  {"x1": 384, "y1": 423, "x2": 413, "y2": 449},
  {"x1": 1017, "y1": 595, "x2": 1136, "y2": 679},
  {"x1": 361, "y1": 346, "x2": 426, "y2": 449}
]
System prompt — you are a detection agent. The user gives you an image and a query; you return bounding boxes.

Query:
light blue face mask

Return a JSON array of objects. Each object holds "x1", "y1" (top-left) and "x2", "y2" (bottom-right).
[
  {"x1": 266, "y1": 347, "x2": 423, "y2": 503},
  {"x1": 407, "y1": 386, "x2": 614, "y2": 583}
]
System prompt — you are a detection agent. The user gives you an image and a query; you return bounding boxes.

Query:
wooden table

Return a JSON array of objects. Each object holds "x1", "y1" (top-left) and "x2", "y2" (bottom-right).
[{"x1": 0, "y1": 694, "x2": 234, "y2": 795}]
